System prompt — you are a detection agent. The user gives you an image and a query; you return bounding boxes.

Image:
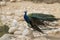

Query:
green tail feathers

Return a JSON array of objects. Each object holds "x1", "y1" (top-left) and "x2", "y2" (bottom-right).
[{"x1": 28, "y1": 13, "x2": 60, "y2": 22}]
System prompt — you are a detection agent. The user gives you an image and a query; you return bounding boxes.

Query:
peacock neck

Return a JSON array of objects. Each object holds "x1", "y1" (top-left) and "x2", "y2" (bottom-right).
[{"x1": 25, "y1": 11, "x2": 27, "y2": 16}]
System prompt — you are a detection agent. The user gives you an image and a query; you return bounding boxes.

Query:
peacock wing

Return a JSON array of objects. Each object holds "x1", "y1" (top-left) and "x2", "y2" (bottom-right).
[{"x1": 28, "y1": 13, "x2": 59, "y2": 22}]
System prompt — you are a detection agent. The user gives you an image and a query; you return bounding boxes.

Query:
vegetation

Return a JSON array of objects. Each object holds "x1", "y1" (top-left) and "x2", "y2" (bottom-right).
[{"x1": 0, "y1": 25, "x2": 9, "y2": 37}]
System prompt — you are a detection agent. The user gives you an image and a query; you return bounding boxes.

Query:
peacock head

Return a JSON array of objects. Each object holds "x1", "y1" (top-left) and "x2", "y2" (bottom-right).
[{"x1": 24, "y1": 10, "x2": 27, "y2": 15}]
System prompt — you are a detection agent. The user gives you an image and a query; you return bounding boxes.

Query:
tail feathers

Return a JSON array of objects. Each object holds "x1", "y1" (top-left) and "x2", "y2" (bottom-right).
[
  {"x1": 31, "y1": 23, "x2": 44, "y2": 34},
  {"x1": 34, "y1": 25, "x2": 44, "y2": 34},
  {"x1": 29, "y1": 20, "x2": 44, "y2": 34}
]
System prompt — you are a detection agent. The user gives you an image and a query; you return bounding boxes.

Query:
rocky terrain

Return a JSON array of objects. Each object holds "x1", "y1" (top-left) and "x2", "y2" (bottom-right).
[{"x1": 0, "y1": 0, "x2": 60, "y2": 40}]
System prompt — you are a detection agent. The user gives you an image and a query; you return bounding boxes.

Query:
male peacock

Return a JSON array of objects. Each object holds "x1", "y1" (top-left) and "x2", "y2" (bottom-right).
[
  {"x1": 24, "y1": 11, "x2": 60, "y2": 33},
  {"x1": 24, "y1": 11, "x2": 44, "y2": 34},
  {"x1": 28, "y1": 13, "x2": 60, "y2": 22},
  {"x1": 28, "y1": 13, "x2": 60, "y2": 26}
]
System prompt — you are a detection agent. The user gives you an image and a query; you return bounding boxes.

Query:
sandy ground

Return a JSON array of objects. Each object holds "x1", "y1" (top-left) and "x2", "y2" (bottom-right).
[
  {"x1": 0, "y1": 1, "x2": 60, "y2": 26},
  {"x1": 0, "y1": 1, "x2": 60, "y2": 40}
]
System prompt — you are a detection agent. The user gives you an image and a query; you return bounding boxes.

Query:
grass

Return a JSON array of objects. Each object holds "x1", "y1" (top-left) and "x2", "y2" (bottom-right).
[{"x1": 0, "y1": 25, "x2": 9, "y2": 37}]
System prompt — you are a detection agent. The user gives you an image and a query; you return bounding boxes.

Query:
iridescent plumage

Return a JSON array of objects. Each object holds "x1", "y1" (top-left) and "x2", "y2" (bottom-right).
[{"x1": 24, "y1": 11, "x2": 44, "y2": 34}]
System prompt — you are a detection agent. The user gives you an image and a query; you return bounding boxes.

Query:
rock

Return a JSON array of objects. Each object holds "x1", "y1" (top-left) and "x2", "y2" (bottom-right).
[
  {"x1": 8, "y1": 27, "x2": 17, "y2": 34},
  {"x1": 14, "y1": 35, "x2": 19, "y2": 38},
  {"x1": 6, "y1": 12, "x2": 11, "y2": 15},
  {"x1": 5, "y1": 16, "x2": 12, "y2": 23},
  {"x1": 49, "y1": 21, "x2": 58, "y2": 26},
  {"x1": 43, "y1": 0, "x2": 57, "y2": 4},
  {"x1": 52, "y1": 21, "x2": 58, "y2": 26},
  {"x1": 33, "y1": 31, "x2": 42, "y2": 37},
  {"x1": 17, "y1": 0, "x2": 22, "y2": 2},
  {"x1": 16, "y1": 35, "x2": 33, "y2": 40},
  {"x1": 10, "y1": 38, "x2": 16, "y2": 40},
  {"x1": 1, "y1": 15, "x2": 6, "y2": 25},
  {"x1": 17, "y1": 25, "x2": 25, "y2": 31},
  {"x1": 22, "y1": 28, "x2": 34, "y2": 38},
  {"x1": 6, "y1": 12, "x2": 15, "y2": 16},
  {"x1": 14, "y1": 16, "x2": 20, "y2": 21},
  {"x1": 2, "y1": 0, "x2": 10, "y2": 2},
  {"x1": 14, "y1": 31, "x2": 22, "y2": 35},
  {"x1": 17, "y1": 22, "x2": 27, "y2": 31},
  {"x1": 10, "y1": 0, "x2": 16, "y2": 2},
  {"x1": 34, "y1": 36, "x2": 48, "y2": 40},
  {"x1": 0, "y1": 1, "x2": 6, "y2": 6},
  {"x1": 46, "y1": 28, "x2": 60, "y2": 37},
  {"x1": 14, "y1": 27, "x2": 34, "y2": 40},
  {"x1": 16, "y1": 35, "x2": 26, "y2": 40},
  {"x1": 25, "y1": 37, "x2": 33, "y2": 40},
  {"x1": 0, "y1": 34, "x2": 13, "y2": 40},
  {"x1": 18, "y1": 17, "x2": 24, "y2": 21},
  {"x1": 10, "y1": 19, "x2": 19, "y2": 27}
]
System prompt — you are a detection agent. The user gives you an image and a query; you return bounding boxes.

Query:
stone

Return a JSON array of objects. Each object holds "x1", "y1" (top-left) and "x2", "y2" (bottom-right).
[
  {"x1": 17, "y1": 0, "x2": 22, "y2": 2},
  {"x1": 0, "y1": 1, "x2": 6, "y2": 6},
  {"x1": 16, "y1": 35, "x2": 33, "y2": 40},
  {"x1": 43, "y1": 0, "x2": 57, "y2": 4},
  {"x1": 16, "y1": 35, "x2": 26, "y2": 40},
  {"x1": 0, "y1": 34, "x2": 13, "y2": 40},
  {"x1": 14, "y1": 16, "x2": 20, "y2": 21},
  {"x1": 10, "y1": 0, "x2": 16, "y2": 2},
  {"x1": 34, "y1": 37, "x2": 48, "y2": 40},
  {"x1": 46, "y1": 28, "x2": 60, "y2": 37},
  {"x1": 6, "y1": 12, "x2": 15, "y2": 16},
  {"x1": 10, "y1": 38, "x2": 16, "y2": 40},
  {"x1": 1, "y1": 15, "x2": 6, "y2": 23},
  {"x1": 8, "y1": 27, "x2": 17, "y2": 34},
  {"x1": 22, "y1": 28, "x2": 34, "y2": 38},
  {"x1": 18, "y1": 17, "x2": 24, "y2": 21},
  {"x1": 10, "y1": 19, "x2": 19, "y2": 27},
  {"x1": 25, "y1": 37, "x2": 33, "y2": 40},
  {"x1": 49, "y1": 21, "x2": 58, "y2": 26},
  {"x1": 14, "y1": 31, "x2": 22, "y2": 35},
  {"x1": 17, "y1": 25, "x2": 25, "y2": 31}
]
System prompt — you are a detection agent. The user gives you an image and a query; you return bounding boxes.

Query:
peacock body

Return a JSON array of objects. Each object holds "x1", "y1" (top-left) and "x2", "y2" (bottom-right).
[
  {"x1": 24, "y1": 11, "x2": 44, "y2": 34},
  {"x1": 24, "y1": 11, "x2": 60, "y2": 34},
  {"x1": 28, "y1": 13, "x2": 60, "y2": 26}
]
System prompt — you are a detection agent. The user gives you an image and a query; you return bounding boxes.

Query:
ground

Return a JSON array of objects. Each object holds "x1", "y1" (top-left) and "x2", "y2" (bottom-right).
[{"x1": 0, "y1": 1, "x2": 60, "y2": 40}]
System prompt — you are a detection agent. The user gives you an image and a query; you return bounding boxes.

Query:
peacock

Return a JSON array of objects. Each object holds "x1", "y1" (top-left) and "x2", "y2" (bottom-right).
[
  {"x1": 24, "y1": 11, "x2": 60, "y2": 33},
  {"x1": 24, "y1": 11, "x2": 44, "y2": 34},
  {"x1": 28, "y1": 13, "x2": 60, "y2": 26}
]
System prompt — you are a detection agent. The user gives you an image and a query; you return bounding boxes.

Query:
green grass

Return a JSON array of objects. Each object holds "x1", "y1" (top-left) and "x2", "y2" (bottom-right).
[{"x1": 0, "y1": 25, "x2": 9, "y2": 37}]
